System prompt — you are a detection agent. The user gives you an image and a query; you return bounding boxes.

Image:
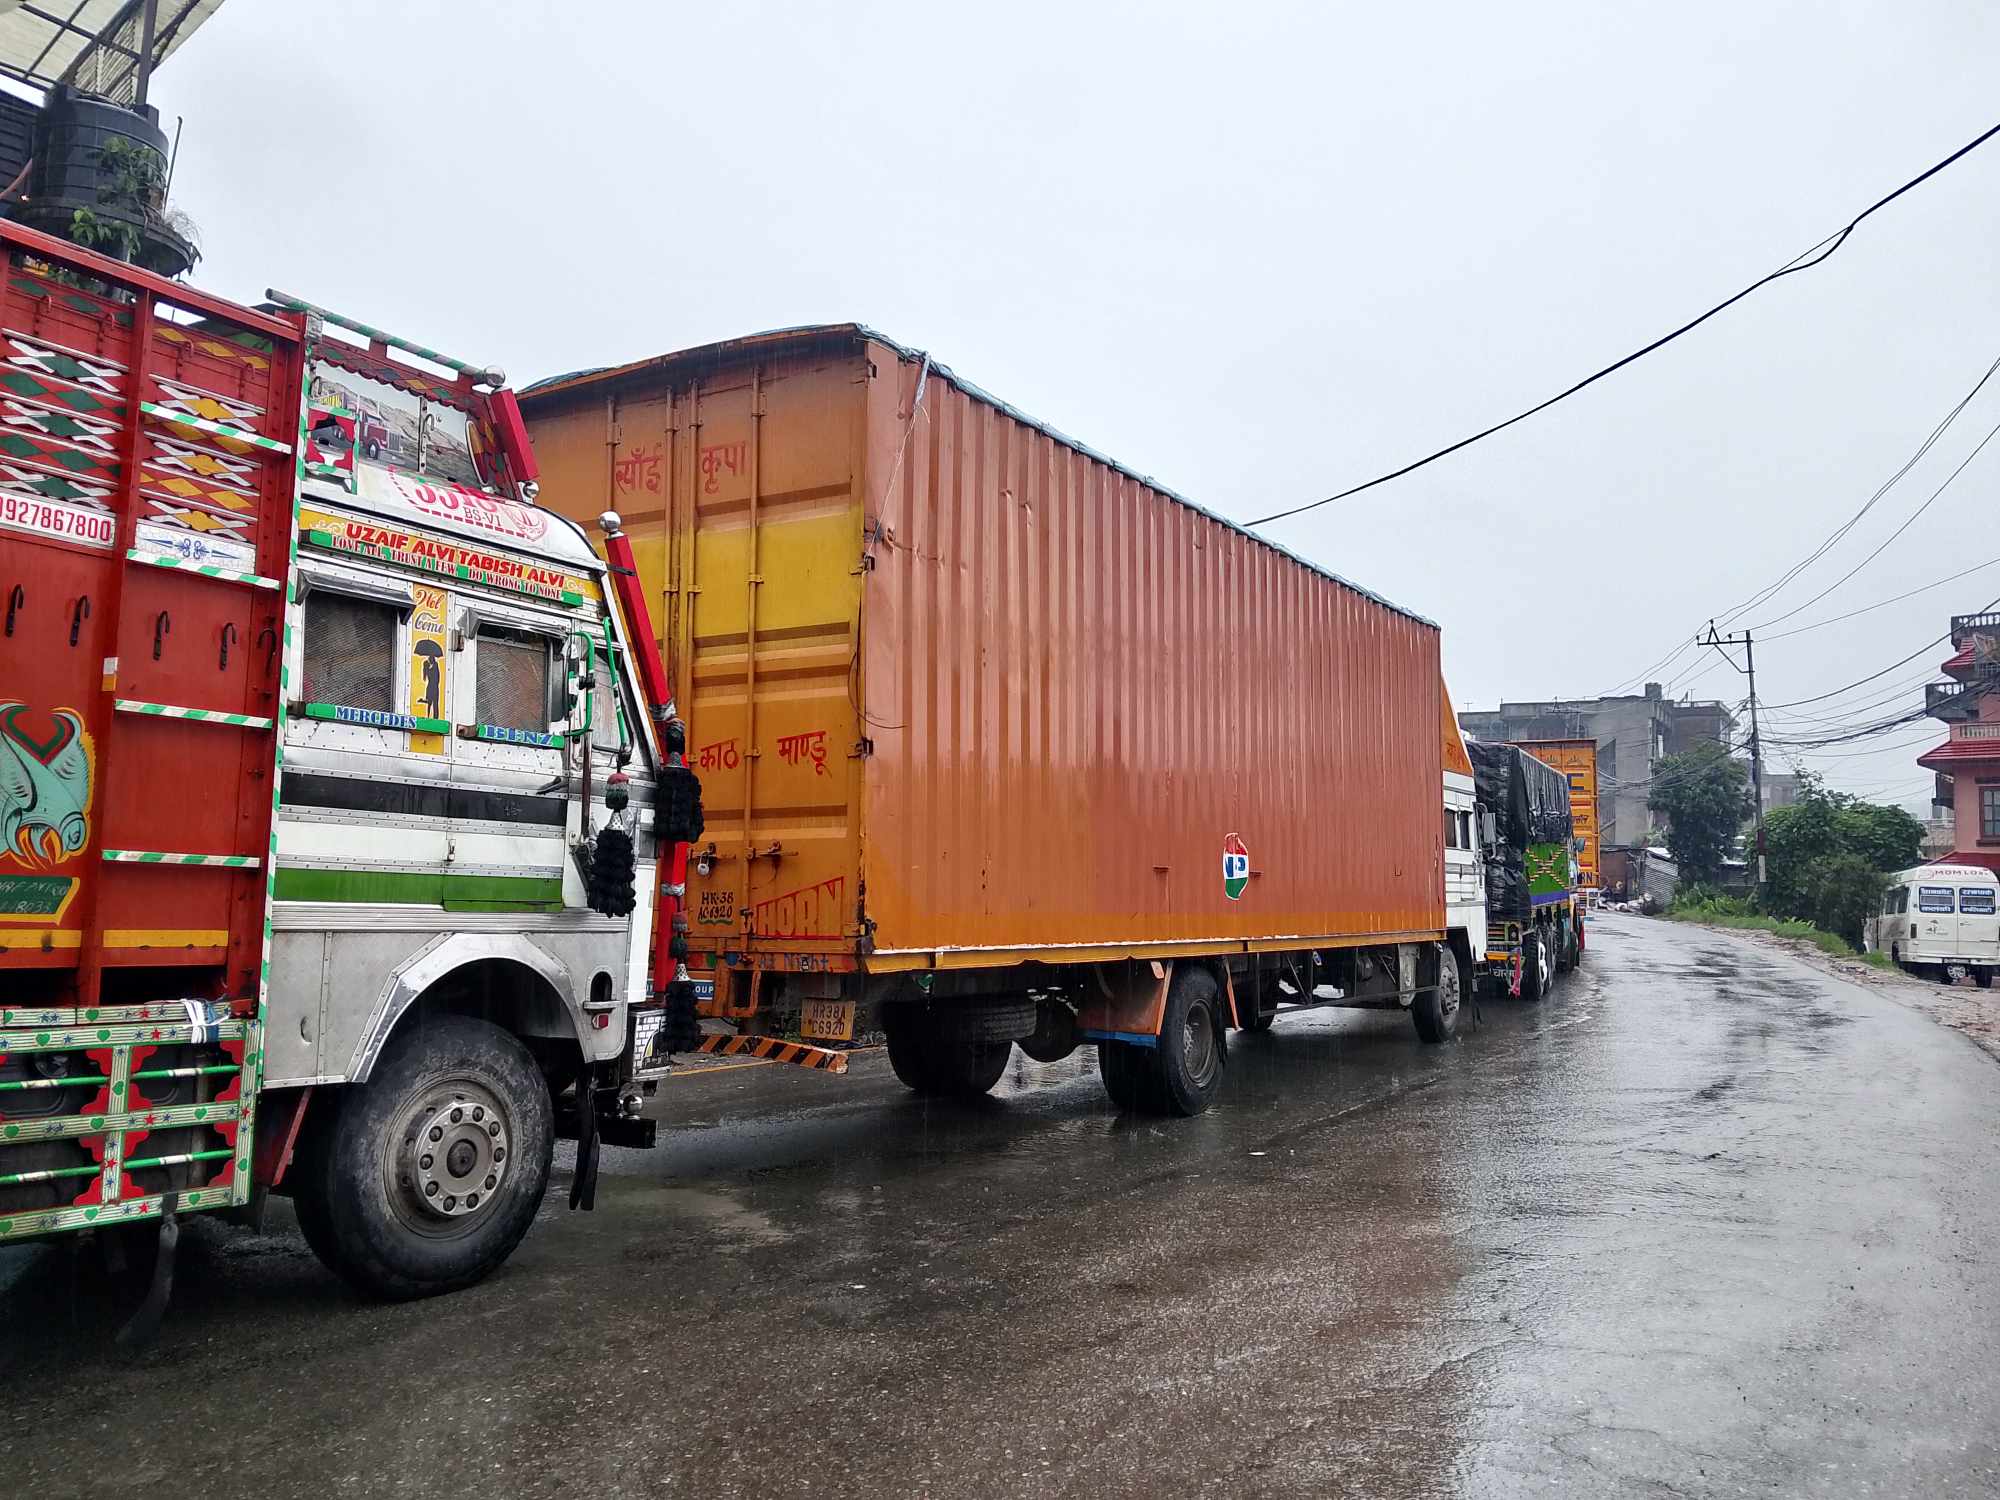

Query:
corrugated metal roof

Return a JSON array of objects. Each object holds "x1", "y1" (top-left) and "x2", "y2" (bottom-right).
[
  {"x1": 0, "y1": 0, "x2": 225, "y2": 101},
  {"x1": 519, "y1": 323, "x2": 1435, "y2": 629}
]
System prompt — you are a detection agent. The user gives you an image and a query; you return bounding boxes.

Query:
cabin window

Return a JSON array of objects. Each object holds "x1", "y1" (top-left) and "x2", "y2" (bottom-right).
[
  {"x1": 1463, "y1": 811, "x2": 1475, "y2": 848},
  {"x1": 1895, "y1": 886, "x2": 1908, "y2": 914},
  {"x1": 476, "y1": 627, "x2": 556, "y2": 732},
  {"x1": 1918, "y1": 886, "x2": 1955, "y2": 914},
  {"x1": 1960, "y1": 887, "x2": 1996, "y2": 915},
  {"x1": 1983, "y1": 785, "x2": 2000, "y2": 839},
  {"x1": 1883, "y1": 889, "x2": 1899, "y2": 916},
  {"x1": 1445, "y1": 812, "x2": 1459, "y2": 849},
  {"x1": 301, "y1": 594, "x2": 399, "y2": 712}
]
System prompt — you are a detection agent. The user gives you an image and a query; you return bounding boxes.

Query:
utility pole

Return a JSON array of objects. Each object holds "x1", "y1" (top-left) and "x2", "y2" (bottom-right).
[{"x1": 1699, "y1": 622, "x2": 1765, "y2": 885}]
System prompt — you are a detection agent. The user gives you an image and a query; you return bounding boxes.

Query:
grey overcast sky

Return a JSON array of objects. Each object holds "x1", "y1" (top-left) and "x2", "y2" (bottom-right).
[{"x1": 159, "y1": 0, "x2": 2000, "y2": 807}]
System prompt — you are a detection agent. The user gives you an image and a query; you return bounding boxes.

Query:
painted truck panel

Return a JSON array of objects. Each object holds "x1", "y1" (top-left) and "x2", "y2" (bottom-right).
[
  {"x1": 0, "y1": 222, "x2": 304, "y2": 993},
  {"x1": 1510, "y1": 737, "x2": 1599, "y2": 889},
  {"x1": 522, "y1": 324, "x2": 1445, "y2": 971}
]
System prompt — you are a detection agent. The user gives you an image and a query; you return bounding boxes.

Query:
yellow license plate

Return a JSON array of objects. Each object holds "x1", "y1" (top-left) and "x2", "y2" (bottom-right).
[{"x1": 800, "y1": 999, "x2": 854, "y2": 1042}]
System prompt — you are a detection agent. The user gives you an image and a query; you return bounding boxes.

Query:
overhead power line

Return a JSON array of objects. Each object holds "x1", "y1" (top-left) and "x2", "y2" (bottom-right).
[
  {"x1": 1720, "y1": 352, "x2": 2000, "y2": 628},
  {"x1": 1761, "y1": 553, "x2": 2000, "y2": 641},
  {"x1": 1604, "y1": 344, "x2": 2000, "y2": 696},
  {"x1": 1248, "y1": 116, "x2": 2000, "y2": 528},
  {"x1": 1760, "y1": 586, "x2": 2000, "y2": 711},
  {"x1": 1746, "y1": 407, "x2": 2000, "y2": 630}
]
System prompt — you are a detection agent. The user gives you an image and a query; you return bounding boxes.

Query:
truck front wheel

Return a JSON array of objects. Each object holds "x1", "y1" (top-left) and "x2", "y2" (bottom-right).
[
  {"x1": 1412, "y1": 944, "x2": 1462, "y2": 1043},
  {"x1": 291, "y1": 1014, "x2": 554, "y2": 1301}
]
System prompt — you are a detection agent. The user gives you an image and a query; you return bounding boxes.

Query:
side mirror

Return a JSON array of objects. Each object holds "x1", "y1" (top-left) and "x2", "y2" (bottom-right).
[{"x1": 1481, "y1": 811, "x2": 1498, "y2": 847}]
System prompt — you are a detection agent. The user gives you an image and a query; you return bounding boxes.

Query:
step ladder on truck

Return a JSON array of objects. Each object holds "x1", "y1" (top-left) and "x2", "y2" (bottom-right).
[{"x1": 0, "y1": 218, "x2": 709, "y2": 1306}]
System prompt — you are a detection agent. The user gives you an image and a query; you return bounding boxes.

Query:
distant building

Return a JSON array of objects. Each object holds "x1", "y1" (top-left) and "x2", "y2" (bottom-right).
[
  {"x1": 1458, "y1": 683, "x2": 1738, "y2": 848},
  {"x1": 1917, "y1": 612, "x2": 2000, "y2": 871},
  {"x1": 1759, "y1": 771, "x2": 1800, "y2": 814}
]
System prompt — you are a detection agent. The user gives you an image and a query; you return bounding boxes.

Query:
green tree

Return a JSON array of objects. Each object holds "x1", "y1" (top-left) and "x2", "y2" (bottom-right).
[
  {"x1": 1648, "y1": 743, "x2": 1749, "y2": 884},
  {"x1": 1762, "y1": 772, "x2": 1918, "y2": 933}
]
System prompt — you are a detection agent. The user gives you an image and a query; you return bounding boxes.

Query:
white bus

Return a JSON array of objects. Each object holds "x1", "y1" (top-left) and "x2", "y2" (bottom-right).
[{"x1": 1865, "y1": 863, "x2": 2000, "y2": 986}]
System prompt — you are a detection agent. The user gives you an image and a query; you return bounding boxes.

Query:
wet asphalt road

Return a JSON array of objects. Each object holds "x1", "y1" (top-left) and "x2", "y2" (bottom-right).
[{"x1": 6, "y1": 913, "x2": 2000, "y2": 1498}]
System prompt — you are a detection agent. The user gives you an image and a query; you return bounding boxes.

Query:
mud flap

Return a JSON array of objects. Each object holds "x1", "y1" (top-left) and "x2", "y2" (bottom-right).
[
  {"x1": 569, "y1": 1085, "x2": 600, "y2": 1213},
  {"x1": 1075, "y1": 961, "x2": 1172, "y2": 1044},
  {"x1": 116, "y1": 1191, "x2": 180, "y2": 1348}
]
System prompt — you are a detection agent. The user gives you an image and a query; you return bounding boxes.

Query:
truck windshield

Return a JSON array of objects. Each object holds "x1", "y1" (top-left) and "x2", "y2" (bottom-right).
[{"x1": 308, "y1": 356, "x2": 483, "y2": 488}]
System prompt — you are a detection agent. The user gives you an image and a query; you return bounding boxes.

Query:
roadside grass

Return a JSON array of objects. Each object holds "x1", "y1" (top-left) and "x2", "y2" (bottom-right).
[{"x1": 1663, "y1": 894, "x2": 1870, "y2": 961}]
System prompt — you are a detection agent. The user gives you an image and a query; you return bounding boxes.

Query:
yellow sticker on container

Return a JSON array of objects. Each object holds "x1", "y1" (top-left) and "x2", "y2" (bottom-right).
[{"x1": 407, "y1": 583, "x2": 448, "y2": 755}]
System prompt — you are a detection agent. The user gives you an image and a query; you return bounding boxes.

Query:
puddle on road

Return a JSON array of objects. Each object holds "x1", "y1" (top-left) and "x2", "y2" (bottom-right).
[{"x1": 604, "y1": 1182, "x2": 793, "y2": 1247}]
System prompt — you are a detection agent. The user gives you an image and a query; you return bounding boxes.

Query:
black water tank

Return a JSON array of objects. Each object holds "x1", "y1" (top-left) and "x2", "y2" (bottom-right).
[
  {"x1": 0, "y1": 92, "x2": 36, "y2": 200},
  {"x1": 19, "y1": 85, "x2": 169, "y2": 246}
]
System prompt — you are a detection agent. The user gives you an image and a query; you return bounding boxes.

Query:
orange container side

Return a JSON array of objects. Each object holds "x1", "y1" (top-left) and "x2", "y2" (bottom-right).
[{"x1": 523, "y1": 325, "x2": 1444, "y2": 972}]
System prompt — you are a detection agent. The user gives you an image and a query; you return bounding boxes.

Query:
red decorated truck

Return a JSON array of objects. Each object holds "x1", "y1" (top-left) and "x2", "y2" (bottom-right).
[{"x1": 0, "y1": 218, "x2": 692, "y2": 1308}]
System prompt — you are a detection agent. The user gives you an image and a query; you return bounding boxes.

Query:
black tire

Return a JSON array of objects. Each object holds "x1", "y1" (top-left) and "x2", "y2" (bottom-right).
[
  {"x1": 1977, "y1": 969, "x2": 1994, "y2": 990},
  {"x1": 1518, "y1": 933, "x2": 1549, "y2": 1003},
  {"x1": 1017, "y1": 1002, "x2": 1079, "y2": 1064},
  {"x1": 883, "y1": 1007, "x2": 936, "y2": 1093},
  {"x1": 935, "y1": 1039, "x2": 1011, "y2": 1096},
  {"x1": 1412, "y1": 944, "x2": 1463, "y2": 1044},
  {"x1": 1555, "y1": 918, "x2": 1578, "y2": 974},
  {"x1": 882, "y1": 1005, "x2": 1011, "y2": 1097},
  {"x1": 1137, "y1": 965, "x2": 1227, "y2": 1117},
  {"x1": 940, "y1": 999, "x2": 1037, "y2": 1044},
  {"x1": 290, "y1": 1015, "x2": 553, "y2": 1301},
  {"x1": 1097, "y1": 1040, "x2": 1152, "y2": 1111}
]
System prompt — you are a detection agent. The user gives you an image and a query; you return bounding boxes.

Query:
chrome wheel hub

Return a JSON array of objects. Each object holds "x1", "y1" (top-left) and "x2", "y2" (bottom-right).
[
  {"x1": 1181, "y1": 998, "x2": 1219, "y2": 1085},
  {"x1": 392, "y1": 1079, "x2": 510, "y2": 1225}
]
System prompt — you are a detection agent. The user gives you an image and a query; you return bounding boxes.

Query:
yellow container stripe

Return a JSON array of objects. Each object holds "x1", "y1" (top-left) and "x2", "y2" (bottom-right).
[
  {"x1": 0, "y1": 929, "x2": 82, "y2": 948},
  {"x1": 102, "y1": 929, "x2": 230, "y2": 949}
]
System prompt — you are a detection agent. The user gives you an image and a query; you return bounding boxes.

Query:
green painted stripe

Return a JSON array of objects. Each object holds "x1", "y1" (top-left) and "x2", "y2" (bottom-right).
[
  {"x1": 0, "y1": 1074, "x2": 108, "y2": 1092},
  {"x1": 114, "y1": 699, "x2": 274, "y2": 728},
  {"x1": 125, "y1": 548, "x2": 281, "y2": 589},
  {"x1": 264, "y1": 292, "x2": 489, "y2": 376},
  {"x1": 101, "y1": 850, "x2": 260, "y2": 866},
  {"x1": 274, "y1": 866, "x2": 565, "y2": 910},
  {"x1": 0, "y1": 1162, "x2": 99, "y2": 1185},
  {"x1": 138, "y1": 400, "x2": 291, "y2": 454},
  {"x1": 0, "y1": 1097, "x2": 243, "y2": 1143},
  {"x1": 124, "y1": 1149, "x2": 234, "y2": 1170},
  {"x1": 0, "y1": 1186, "x2": 230, "y2": 1241},
  {"x1": 299, "y1": 701, "x2": 450, "y2": 733},
  {"x1": 0, "y1": 1019, "x2": 251, "y2": 1052}
]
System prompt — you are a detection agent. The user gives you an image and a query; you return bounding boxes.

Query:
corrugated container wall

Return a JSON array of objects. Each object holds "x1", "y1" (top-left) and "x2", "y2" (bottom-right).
[{"x1": 522, "y1": 326, "x2": 1444, "y2": 972}]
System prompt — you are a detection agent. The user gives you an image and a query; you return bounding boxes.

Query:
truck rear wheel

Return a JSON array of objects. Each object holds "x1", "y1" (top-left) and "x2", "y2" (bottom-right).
[
  {"x1": 1412, "y1": 944, "x2": 1462, "y2": 1043},
  {"x1": 1518, "y1": 933, "x2": 1549, "y2": 1002},
  {"x1": 1137, "y1": 965, "x2": 1226, "y2": 1117},
  {"x1": 291, "y1": 1015, "x2": 553, "y2": 1301},
  {"x1": 882, "y1": 1005, "x2": 1013, "y2": 1098},
  {"x1": 1097, "y1": 1040, "x2": 1153, "y2": 1111}
]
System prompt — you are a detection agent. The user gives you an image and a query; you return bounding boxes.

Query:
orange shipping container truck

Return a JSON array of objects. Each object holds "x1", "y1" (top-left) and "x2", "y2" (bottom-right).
[{"x1": 521, "y1": 325, "x2": 1475, "y2": 1114}]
